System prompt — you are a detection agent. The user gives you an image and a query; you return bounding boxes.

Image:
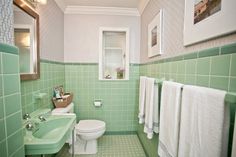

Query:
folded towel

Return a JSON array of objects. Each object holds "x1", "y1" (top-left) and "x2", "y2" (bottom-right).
[
  {"x1": 158, "y1": 81, "x2": 183, "y2": 157},
  {"x1": 138, "y1": 76, "x2": 147, "y2": 124},
  {"x1": 178, "y1": 85, "x2": 229, "y2": 157},
  {"x1": 144, "y1": 77, "x2": 159, "y2": 139}
]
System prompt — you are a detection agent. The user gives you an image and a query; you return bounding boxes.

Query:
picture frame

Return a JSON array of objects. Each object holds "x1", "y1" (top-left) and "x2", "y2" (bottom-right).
[
  {"x1": 148, "y1": 9, "x2": 163, "y2": 58},
  {"x1": 184, "y1": 0, "x2": 236, "y2": 46}
]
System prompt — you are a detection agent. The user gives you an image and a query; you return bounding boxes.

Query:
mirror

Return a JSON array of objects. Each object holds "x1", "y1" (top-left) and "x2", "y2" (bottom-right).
[{"x1": 13, "y1": 0, "x2": 40, "y2": 80}]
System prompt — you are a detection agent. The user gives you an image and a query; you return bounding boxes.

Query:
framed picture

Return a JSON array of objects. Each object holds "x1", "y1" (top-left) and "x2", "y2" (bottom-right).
[
  {"x1": 184, "y1": 0, "x2": 236, "y2": 46},
  {"x1": 148, "y1": 9, "x2": 163, "y2": 58}
]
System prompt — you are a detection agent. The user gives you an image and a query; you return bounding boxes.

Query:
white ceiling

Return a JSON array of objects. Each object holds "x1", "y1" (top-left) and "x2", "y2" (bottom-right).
[{"x1": 54, "y1": 0, "x2": 150, "y2": 15}]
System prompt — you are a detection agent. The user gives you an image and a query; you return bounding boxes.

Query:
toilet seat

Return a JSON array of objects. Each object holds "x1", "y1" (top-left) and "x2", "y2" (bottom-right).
[{"x1": 76, "y1": 120, "x2": 106, "y2": 133}]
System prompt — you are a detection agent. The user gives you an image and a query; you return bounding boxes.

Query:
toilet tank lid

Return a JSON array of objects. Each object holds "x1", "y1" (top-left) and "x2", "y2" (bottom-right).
[
  {"x1": 52, "y1": 102, "x2": 74, "y2": 114},
  {"x1": 76, "y1": 120, "x2": 106, "y2": 133}
]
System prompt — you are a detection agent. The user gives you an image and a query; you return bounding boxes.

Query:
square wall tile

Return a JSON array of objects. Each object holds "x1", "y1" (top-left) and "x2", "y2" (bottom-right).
[
  {"x1": 177, "y1": 61, "x2": 186, "y2": 74},
  {"x1": 0, "y1": 54, "x2": 2, "y2": 74},
  {"x1": 0, "y1": 140, "x2": 7, "y2": 157},
  {"x1": 211, "y1": 55, "x2": 230, "y2": 76},
  {"x1": 7, "y1": 129, "x2": 23, "y2": 157},
  {"x1": 196, "y1": 75, "x2": 209, "y2": 87},
  {"x1": 0, "y1": 98, "x2": 3, "y2": 119},
  {"x1": 231, "y1": 54, "x2": 236, "y2": 77},
  {"x1": 229, "y1": 77, "x2": 236, "y2": 92},
  {"x1": 11, "y1": 146, "x2": 24, "y2": 157},
  {"x1": 4, "y1": 94, "x2": 21, "y2": 116},
  {"x1": 0, "y1": 75, "x2": 2, "y2": 97},
  {"x1": 2, "y1": 53, "x2": 19, "y2": 74},
  {"x1": 197, "y1": 57, "x2": 210, "y2": 75},
  {"x1": 6, "y1": 112, "x2": 22, "y2": 136},
  {"x1": 0, "y1": 119, "x2": 6, "y2": 142},
  {"x1": 170, "y1": 62, "x2": 178, "y2": 73},
  {"x1": 185, "y1": 75, "x2": 196, "y2": 85},
  {"x1": 210, "y1": 76, "x2": 229, "y2": 91},
  {"x1": 3, "y1": 74, "x2": 20, "y2": 95},
  {"x1": 186, "y1": 59, "x2": 196, "y2": 75}
]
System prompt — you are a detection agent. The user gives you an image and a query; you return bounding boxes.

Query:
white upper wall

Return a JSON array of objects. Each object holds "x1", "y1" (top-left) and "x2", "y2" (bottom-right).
[
  {"x1": 64, "y1": 14, "x2": 140, "y2": 63},
  {"x1": 37, "y1": 0, "x2": 64, "y2": 62},
  {"x1": 140, "y1": 0, "x2": 236, "y2": 63}
]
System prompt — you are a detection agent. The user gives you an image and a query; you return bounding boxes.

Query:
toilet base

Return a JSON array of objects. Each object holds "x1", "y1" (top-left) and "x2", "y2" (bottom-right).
[{"x1": 69, "y1": 137, "x2": 97, "y2": 154}]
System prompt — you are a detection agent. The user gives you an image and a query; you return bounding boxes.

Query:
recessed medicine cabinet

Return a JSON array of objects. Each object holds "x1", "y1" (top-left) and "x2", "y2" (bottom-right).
[{"x1": 99, "y1": 27, "x2": 129, "y2": 80}]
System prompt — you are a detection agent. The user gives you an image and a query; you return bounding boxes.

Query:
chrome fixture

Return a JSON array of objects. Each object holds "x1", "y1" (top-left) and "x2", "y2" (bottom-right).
[
  {"x1": 23, "y1": 113, "x2": 31, "y2": 120},
  {"x1": 26, "y1": 123, "x2": 34, "y2": 131},
  {"x1": 38, "y1": 115, "x2": 46, "y2": 122}
]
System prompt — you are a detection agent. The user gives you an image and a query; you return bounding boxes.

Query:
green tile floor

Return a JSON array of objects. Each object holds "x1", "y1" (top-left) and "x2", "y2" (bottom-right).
[{"x1": 56, "y1": 135, "x2": 146, "y2": 157}]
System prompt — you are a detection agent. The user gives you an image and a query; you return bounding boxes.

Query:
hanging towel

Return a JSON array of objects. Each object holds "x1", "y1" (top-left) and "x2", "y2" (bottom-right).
[
  {"x1": 153, "y1": 80, "x2": 160, "y2": 134},
  {"x1": 138, "y1": 76, "x2": 147, "y2": 124},
  {"x1": 178, "y1": 85, "x2": 229, "y2": 157},
  {"x1": 144, "y1": 77, "x2": 159, "y2": 139},
  {"x1": 158, "y1": 81, "x2": 183, "y2": 157}
]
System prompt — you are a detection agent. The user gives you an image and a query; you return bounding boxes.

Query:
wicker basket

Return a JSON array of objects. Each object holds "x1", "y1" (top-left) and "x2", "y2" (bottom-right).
[{"x1": 52, "y1": 93, "x2": 73, "y2": 108}]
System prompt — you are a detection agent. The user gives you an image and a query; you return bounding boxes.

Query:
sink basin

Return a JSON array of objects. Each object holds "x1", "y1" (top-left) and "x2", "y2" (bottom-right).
[
  {"x1": 24, "y1": 113, "x2": 76, "y2": 155},
  {"x1": 33, "y1": 118, "x2": 71, "y2": 139}
]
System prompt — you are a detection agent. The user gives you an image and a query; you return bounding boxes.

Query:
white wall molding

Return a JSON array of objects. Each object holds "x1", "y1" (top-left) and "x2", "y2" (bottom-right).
[
  {"x1": 64, "y1": 6, "x2": 140, "y2": 16},
  {"x1": 138, "y1": 0, "x2": 150, "y2": 15}
]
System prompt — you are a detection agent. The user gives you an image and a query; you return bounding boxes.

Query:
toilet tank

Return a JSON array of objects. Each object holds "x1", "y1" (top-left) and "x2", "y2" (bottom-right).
[{"x1": 51, "y1": 102, "x2": 74, "y2": 115}]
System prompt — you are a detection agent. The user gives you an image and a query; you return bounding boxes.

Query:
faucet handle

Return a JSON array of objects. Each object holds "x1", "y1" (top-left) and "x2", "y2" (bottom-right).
[
  {"x1": 23, "y1": 113, "x2": 31, "y2": 120},
  {"x1": 38, "y1": 115, "x2": 46, "y2": 122},
  {"x1": 26, "y1": 123, "x2": 34, "y2": 131}
]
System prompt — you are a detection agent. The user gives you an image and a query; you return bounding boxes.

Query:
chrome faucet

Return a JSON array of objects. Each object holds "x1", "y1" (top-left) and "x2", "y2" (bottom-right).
[
  {"x1": 38, "y1": 115, "x2": 46, "y2": 122},
  {"x1": 26, "y1": 123, "x2": 34, "y2": 131},
  {"x1": 23, "y1": 113, "x2": 31, "y2": 120}
]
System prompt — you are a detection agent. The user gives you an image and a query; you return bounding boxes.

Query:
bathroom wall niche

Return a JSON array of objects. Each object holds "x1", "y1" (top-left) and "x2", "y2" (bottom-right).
[{"x1": 99, "y1": 27, "x2": 130, "y2": 80}]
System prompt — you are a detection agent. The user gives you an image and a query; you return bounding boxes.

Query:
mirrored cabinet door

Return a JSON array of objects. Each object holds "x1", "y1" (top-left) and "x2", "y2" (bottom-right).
[{"x1": 99, "y1": 28, "x2": 129, "y2": 80}]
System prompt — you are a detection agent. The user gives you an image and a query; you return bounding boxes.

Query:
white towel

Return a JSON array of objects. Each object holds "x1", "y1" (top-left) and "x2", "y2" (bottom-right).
[
  {"x1": 178, "y1": 85, "x2": 229, "y2": 157},
  {"x1": 144, "y1": 77, "x2": 159, "y2": 139},
  {"x1": 158, "y1": 81, "x2": 183, "y2": 157},
  {"x1": 153, "y1": 81, "x2": 160, "y2": 134},
  {"x1": 138, "y1": 76, "x2": 147, "y2": 124}
]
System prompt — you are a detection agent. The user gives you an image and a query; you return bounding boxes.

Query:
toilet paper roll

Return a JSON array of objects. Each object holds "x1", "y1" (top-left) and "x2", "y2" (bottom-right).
[{"x1": 94, "y1": 100, "x2": 102, "y2": 107}]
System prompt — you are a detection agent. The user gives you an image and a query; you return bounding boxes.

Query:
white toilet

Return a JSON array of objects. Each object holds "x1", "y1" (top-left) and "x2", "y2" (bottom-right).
[{"x1": 52, "y1": 103, "x2": 106, "y2": 154}]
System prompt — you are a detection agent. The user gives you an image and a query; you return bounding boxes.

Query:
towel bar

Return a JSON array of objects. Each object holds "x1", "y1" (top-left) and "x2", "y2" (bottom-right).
[
  {"x1": 225, "y1": 92, "x2": 236, "y2": 104},
  {"x1": 147, "y1": 77, "x2": 236, "y2": 156},
  {"x1": 154, "y1": 79, "x2": 236, "y2": 104}
]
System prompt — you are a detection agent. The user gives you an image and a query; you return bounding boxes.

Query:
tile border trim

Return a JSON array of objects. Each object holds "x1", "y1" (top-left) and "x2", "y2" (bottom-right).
[
  {"x1": 140, "y1": 42, "x2": 236, "y2": 66},
  {"x1": 40, "y1": 59, "x2": 64, "y2": 65},
  {"x1": 0, "y1": 43, "x2": 19, "y2": 55}
]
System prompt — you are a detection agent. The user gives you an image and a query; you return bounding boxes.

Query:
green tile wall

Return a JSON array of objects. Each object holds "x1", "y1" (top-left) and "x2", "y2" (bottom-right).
[
  {"x1": 137, "y1": 42, "x2": 236, "y2": 157},
  {"x1": 20, "y1": 60, "x2": 65, "y2": 115},
  {"x1": 64, "y1": 64, "x2": 139, "y2": 132},
  {"x1": 0, "y1": 43, "x2": 24, "y2": 157}
]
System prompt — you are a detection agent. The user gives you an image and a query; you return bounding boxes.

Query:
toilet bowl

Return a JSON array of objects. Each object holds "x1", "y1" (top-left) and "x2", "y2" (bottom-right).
[{"x1": 51, "y1": 103, "x2": 106, "y2": 154}]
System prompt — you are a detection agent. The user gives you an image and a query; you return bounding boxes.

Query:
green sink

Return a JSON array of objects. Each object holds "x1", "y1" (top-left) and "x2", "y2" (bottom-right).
[
  {"x1": 24, "y1": 113, "x2": 76, "y2": 155},
  {"x1": 33, "y1": 118, "x2": 71, "y2": 139}
]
